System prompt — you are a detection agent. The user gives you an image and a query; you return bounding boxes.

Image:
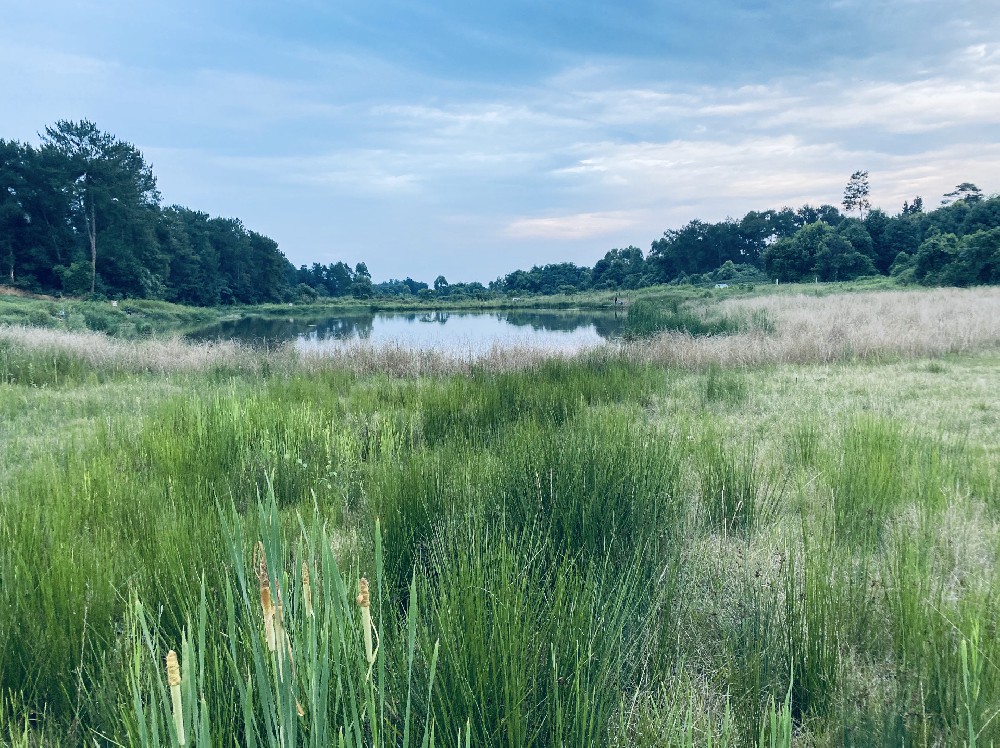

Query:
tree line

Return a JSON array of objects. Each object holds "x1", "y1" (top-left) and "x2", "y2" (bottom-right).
[
  {"x1": 2, "y1": 121, "x2": 998, "y2": 305},
  {"x1": 0, "y1": 121, "x2": 298, "y2": 305},
  {"x1": 490, "y1": 179, "x2": 999, "y2": 294}
]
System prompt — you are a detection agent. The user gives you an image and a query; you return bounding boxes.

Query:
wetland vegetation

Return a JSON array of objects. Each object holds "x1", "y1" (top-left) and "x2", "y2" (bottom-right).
[{"x1": 0, "y1": 285, "x2": 999, "y2": 746}]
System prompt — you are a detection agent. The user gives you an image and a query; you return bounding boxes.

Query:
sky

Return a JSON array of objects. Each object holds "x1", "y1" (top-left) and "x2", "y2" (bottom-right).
[{"x1": 2, "y1": 0, "x2": 999, "y2": 283}]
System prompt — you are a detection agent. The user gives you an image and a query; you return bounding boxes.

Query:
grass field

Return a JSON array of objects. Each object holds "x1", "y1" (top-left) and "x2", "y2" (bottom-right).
[{"x1": 0, "y1": 285, "x2": 998, "y2": 746}]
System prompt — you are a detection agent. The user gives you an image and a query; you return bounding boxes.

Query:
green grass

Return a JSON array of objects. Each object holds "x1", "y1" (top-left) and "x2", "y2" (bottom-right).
[
  {"x1": 623, "y1": 298, "x2": 744, "y2": 338},
  {"x1": 0, "y1": 331, "x2": 998, "y2": 746}
]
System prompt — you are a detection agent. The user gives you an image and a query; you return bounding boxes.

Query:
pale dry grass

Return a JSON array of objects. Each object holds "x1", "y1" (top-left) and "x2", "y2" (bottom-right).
[
  {"x1": 668, "y1": 286, "x2": 1000, "y2": 366},
  {"x1": 0, "y1": 325, "x2": 263, "y2": 373},
  {"x1": 292, "y1": 340, "x2": 579, "y2": 376}
]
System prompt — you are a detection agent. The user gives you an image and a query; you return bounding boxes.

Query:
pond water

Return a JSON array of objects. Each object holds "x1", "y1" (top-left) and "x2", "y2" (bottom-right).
[{"x1": 186, "y1": 309, "x2": 628, "y2": 353}]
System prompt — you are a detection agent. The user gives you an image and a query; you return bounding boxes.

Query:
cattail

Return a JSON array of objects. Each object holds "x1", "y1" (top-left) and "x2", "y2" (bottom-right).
[
  {"x1": 255, "y1": 542, "x2": 277, "y2": 652},
  {"x1": 301, "y1": 561, "x2": 313, "y2": 617},
  {"x1": 165, "y1": 650, "x2": 185, "y2": 747},
  {"x1": 357, "y1": 577, "x2": 375, "y2": 671}
]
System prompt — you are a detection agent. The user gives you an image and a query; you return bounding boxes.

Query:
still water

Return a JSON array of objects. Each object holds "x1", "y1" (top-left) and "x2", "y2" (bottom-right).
[{"x1": 187, "y1": 310, "x2": 627, "y2": 353}]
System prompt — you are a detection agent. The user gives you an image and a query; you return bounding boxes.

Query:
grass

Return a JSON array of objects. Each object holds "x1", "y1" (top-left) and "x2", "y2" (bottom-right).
[{"x1": 0, "y1": 285, "x2": 999, "y2": 745}]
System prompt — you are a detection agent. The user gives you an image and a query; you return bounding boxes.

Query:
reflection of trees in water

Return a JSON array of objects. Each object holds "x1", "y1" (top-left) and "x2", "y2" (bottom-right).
[
  {"x1": 187, "y1": 314, "x2": 375, "y2": 346},
  {"x1": 498, "y1": 311, "x2": 625, "y2": 339},
  {"x1": 186, "y1": 310, "x2": 625, "y2": 345},
  {"x1": 311, "y1": 314, "x2": 375, "y2": 340}
]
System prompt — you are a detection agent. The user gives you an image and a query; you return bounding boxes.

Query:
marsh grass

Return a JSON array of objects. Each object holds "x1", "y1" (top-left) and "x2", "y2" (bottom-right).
[
  {"x1": 786, "y1": 416, "x2": 823, "y2": 469},
  {"x1": 125, "y1": 495, "x2": 442, "y2": 748},
  {"x1": 696, "y1": 431, "x2": 782, "y2": 538},
  {"x1": 827, "y1": 415, "x2": 905, "y2": 548},
  {"x1": 1, "y1": 307, "x2": 999, "y2": 745},
  {"x1": 701, "y1": 363, "x2": 748, "y2": 406},
  {"x1": 623, "y1": 298, "x2": 744, "y2": 339}
]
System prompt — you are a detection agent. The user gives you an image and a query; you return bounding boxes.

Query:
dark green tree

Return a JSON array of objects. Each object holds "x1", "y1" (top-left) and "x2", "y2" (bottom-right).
[
  {"x1": 351, "y1": 262, "x2": 373, "y2": 299},
  {"x1": 913, "y1": 233, "x2": 960, "y2": 285},
  {"x1": 39, "y1": 120, "x2": 160, "y2": 295},
  {"x1": 762, "y1": 222, "x2": 833, "y2": 281},
  {"x1": 813, "y1": 232, "x2": 876, "y2": 281},
  {"x1": 941, "y1": 182, "x2": 982, "y2": 205}
]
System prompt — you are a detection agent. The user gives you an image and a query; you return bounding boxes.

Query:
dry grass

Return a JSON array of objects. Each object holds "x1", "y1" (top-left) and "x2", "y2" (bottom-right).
[
  {"x1": 0, "y1": 325, "x2": 264, "y2": 373},
  {"x1": 698, "y1": 286, "x2": 1000, "y2": 365}
]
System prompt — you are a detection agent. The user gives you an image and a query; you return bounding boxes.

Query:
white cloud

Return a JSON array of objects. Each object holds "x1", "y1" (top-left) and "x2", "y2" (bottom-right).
[{"x1": 505, "y1": 211, "x2": 643, "y2": 240}]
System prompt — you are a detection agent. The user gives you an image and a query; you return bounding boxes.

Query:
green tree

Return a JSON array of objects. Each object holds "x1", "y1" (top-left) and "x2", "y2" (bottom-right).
[
  {"x1": 812, "y1": 233, "x2": 876, "y2": 281},
  {"x1": 39, "y1": 120, "x2": 160, "y2": 295},
  {"x1": 762, "y1": 222, "x2": 833, "y2": 281},
  {"x1": 351, "y1": 262, "x2": 374, "y2": 299},
  {"x1": 944, "y1": 228, "x2": 1000, "y2": 286},
  {"x1": 842, "y1": 171, "x2": 871, "y2": 220},
  {"x1": 913, "y1": 233, "x2": 960, "y2": 285}
]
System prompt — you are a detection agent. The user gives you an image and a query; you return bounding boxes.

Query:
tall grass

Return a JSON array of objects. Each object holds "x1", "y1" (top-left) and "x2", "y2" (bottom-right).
[
  {"x1": 623, "y1": 298, "x2": 744, "y2": 339},
  {"x1": 828, "y1": 415, "x2": 905, "y2": 548},
  {"x1": 1, "y1": 328, "x2": 999, "y2": 745},
  {"x1": 696, "y1": 431, "x2": 782, "y2": 538}
]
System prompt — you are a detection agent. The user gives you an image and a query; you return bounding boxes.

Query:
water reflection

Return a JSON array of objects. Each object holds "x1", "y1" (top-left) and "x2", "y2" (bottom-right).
[{"x1": 187, "y1": 310, "x2": 626, "y2": 353}]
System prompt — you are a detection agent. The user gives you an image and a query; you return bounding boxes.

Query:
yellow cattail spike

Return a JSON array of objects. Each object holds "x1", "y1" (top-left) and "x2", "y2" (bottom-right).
[
  {"x1": 256, "y1": 541, "x2": 277, "y2": 652},
  {"x1": 165, "y1": 650, "x2": 185, "y2": 747},
  {"x1": 358, "y1": 578, "x2": 377, "y2": 680},
  {"x1": 302, "y1": 561, "x2": 313, "y2": 618}
]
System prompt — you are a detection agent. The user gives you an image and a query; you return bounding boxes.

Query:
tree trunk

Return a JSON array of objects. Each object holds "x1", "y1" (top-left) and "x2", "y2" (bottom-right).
[{"x1": 88, "y1": 196, "x2": 96, "y2": 294}]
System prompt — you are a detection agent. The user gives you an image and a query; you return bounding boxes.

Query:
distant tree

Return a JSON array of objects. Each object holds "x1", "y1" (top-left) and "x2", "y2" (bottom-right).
[
  {"x1": 862, "y1": 209, "x2": 895, "y2": 273},
  {"x1": 402, "y1": 277, "x2": 428, "y2": 295},
  {"x1": 433, "y1": 274, "x2": 449, "y2": 292},
  {"x1": 813, "y1": 232, "x2": 876, "y2": 281},
  {"x1": 592, "y1": 246, "x2": 645, "y2": 289},
  {"x1": 941, "y1": 183, "x2": 982, "y2": 205},
  {"x1": 796, "y1": 204, "x2": 843, "y2": 227},
  {"x1": 351, "y1": 262, "x2": 373, "y2": 298},
  {"x1": 901, "y1": 196, "x2": 924, "y2": 215},
  {"x1": 842, "y1": 171, "x2": 871, "y2": 220},
  {"x1": 913, "y1": 233, "x2": 960, "y2": 285},
  {"x1": 933, "y1": 228, "x2": 1000, "y2": 286},
  {"x1": 837, "y1": 219, "x2": 876, "y2": 261}
]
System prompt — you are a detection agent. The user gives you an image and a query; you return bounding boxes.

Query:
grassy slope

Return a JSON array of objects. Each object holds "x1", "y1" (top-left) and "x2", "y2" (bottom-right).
[{"x1": 0, "y1": 285, "x2": 998, "y2": 746}]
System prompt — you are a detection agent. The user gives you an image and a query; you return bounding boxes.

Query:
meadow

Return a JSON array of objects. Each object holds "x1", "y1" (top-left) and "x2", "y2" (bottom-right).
[{"x1": 0, "y1": 285, "x2": 998, "y2": 746}]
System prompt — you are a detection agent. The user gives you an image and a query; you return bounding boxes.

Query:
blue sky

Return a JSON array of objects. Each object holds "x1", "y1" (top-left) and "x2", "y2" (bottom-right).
[{"x1": 2, "y1": 0, "x2": 999, "y2": 282}]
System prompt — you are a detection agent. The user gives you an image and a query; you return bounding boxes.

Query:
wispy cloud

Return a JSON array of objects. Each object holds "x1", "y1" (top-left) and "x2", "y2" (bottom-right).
[
  {"x1": 3, "y1": 0, "x2": 998, "y2": 281},
  {"x1": 505, "y1": 211, "x2": 643, "y2": 240}
]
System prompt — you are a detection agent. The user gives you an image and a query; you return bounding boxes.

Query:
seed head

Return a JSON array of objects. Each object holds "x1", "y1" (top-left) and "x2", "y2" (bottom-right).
[
  {"x1": 166, "y1": 649, "x2": 181, "y2": 687},
  {"x1": 357, "y1": 577, "x2": 370, "y2": 608}
]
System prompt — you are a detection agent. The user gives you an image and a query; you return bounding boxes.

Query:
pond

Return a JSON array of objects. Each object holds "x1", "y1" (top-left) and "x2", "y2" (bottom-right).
[{"x1": 186, "y1": 309, "x2": 627, "y2": 353}]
